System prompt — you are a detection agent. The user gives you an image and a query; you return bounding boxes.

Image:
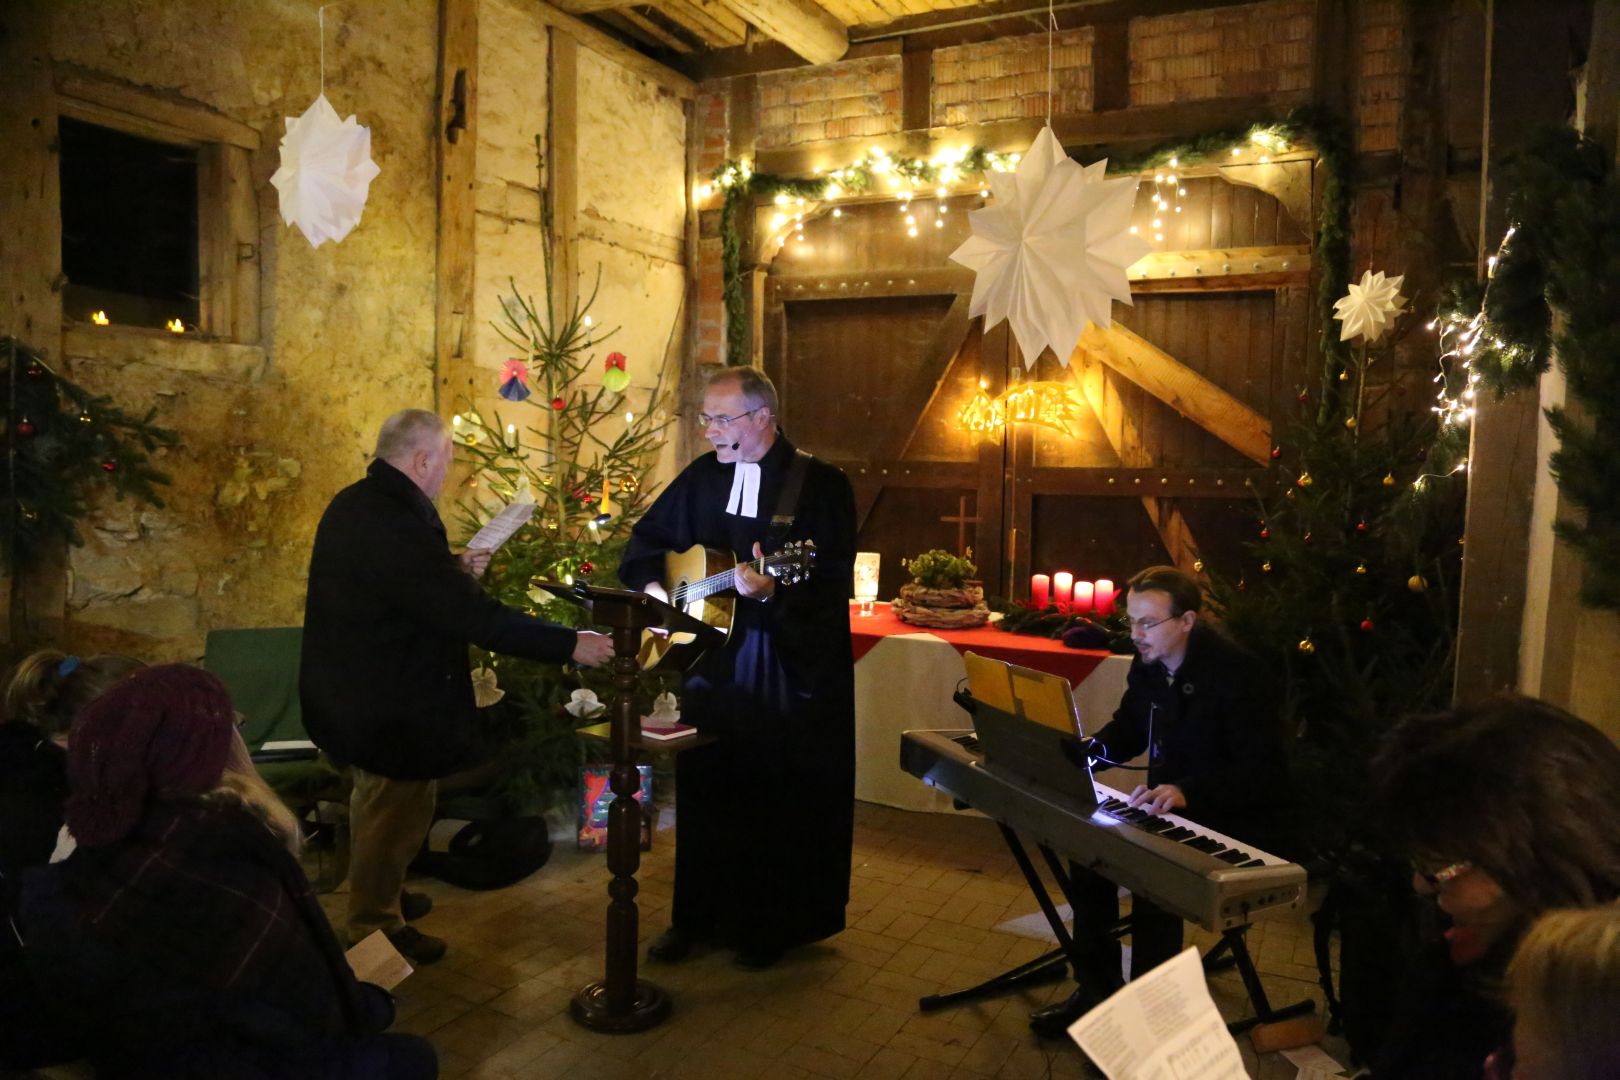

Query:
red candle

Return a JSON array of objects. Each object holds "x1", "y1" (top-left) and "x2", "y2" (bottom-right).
[
  {"x1": 1030, "y1": 573, "x2": 1051, "y2": 609},
  {"x1": 1094, "y1": 578, "x2": 1116, "y2": 616},
  {"x1": 1072, "y1": 581, "x2": 1095, "y2": 614},
  {"x1": 1053, "y1": 572, "x2": 1074, "y2": 613}
]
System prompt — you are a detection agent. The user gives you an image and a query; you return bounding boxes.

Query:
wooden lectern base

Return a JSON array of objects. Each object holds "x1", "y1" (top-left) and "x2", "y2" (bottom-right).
[{"x1": 569, "y1": 978, "x2": 672, "y2": 1033}]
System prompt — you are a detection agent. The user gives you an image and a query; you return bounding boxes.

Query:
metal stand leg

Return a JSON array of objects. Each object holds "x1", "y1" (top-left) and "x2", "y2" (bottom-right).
[{"x1": 1221, "y1": 927, "x2": 1316, "y2": 1035}]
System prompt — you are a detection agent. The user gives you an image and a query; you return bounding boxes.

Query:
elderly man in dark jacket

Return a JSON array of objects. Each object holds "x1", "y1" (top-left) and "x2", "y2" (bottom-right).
[
  {"x1": 301, "y1": 409, "x2": 613, "y2": 965},
  {"x1": 1029, "y1": 564, "x2": 1292, "y2": 1037}
]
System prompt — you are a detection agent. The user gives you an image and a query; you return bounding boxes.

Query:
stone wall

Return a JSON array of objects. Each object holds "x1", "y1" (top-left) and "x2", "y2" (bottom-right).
[{"x1": 43, "y1": 0, "x2": 688, "y2": 659}]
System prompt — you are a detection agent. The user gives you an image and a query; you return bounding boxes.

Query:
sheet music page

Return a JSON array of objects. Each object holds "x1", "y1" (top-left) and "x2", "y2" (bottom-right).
[
  {"x1": 1067, "y1": 947, "x2": 1248, "y2": 1080},
  {"x1": 467, "y1": 497, "x2": 536, "y2": 552},
  {"x1": 345, "y1": 929, "x2": 414, "y2": 990}
]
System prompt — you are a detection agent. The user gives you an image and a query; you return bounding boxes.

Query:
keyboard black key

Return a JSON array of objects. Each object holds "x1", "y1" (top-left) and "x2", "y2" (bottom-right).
[
  {"x1": 1216, "y1": 850, "x2": 1251, "y2": 864},
  {"x1": 953, "y1": 734, "x2": 981, "y2": 753},
  {"x1": 1137, "y1": 817, "x2": 1174, "y2": 833},
  {"x1": 1161, "y1": 827, "x2": 1196, "y2": 841},
  {"x1": 1239, "y1": 858, "x2": 1264, "y2": 868},
  {"x1": 1184, "y1": 837, "x2": 1226, "y2": 854}
]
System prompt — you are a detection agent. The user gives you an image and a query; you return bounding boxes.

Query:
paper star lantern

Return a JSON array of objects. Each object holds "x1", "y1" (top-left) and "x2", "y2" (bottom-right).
[
  {"x1": 1332, "y1": 269, "x2": 1407, "y2": 342},
  {"x1": 949, "y1": 126, "x2": 1149, "y2": 367},
  {"x1": 269, "y1": 94, "x2": 381, "y2": 248}
]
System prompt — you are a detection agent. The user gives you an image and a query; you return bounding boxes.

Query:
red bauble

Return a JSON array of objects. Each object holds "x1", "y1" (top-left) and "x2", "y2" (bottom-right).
[
  {"x1": 1359, "y1": 618, "x2": 1375, "y2": 632},
  {"x1": 15, "y1": 420, "x2": 34, "y2": 437},
  {"x1": 580, "y1": 561, "x2": 594, "y2": 575},
  {"x1": 1303, "y1": 532, "x2": 1313, "y2": 545},
  {"x1": 1297, "y1": 390, "x2": 1310, "y2": 404},
  {"x1": 1259, "y1": 528, "x2": 1270, "y2": 540},
  {"x1": 1355, "y1": 520, "x2": 1368, "y2": 535},
  {"x1": 101, "y1": 460, "x2": 117, "y2": 472},
  {"x1": 551, "y1": 397, "x2": 566, "y2": 410},
  {"x1": 1270, "y1": 446, "x2": 1282, "y2": 460}
]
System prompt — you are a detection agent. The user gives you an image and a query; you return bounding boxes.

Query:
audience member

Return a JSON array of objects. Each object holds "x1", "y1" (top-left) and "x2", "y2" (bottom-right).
[
  {"x1": 0, "y1": 651, "x2": 142, "y2": 875},
  {"x1": 1369, "y1": 695, "x2": 1620, "y2": 1079},
  {"x1": 1498, "y1": 905, "x2": 1620, "y2": 1080},
  {"x1": 15, "y1": 664, "x2": 437, "y2": 1079}
]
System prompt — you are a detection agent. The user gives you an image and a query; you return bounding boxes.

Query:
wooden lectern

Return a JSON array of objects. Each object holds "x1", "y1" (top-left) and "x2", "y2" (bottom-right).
[{"x1": 548, "y1": 580, "x2": 723, "y2": 1033}]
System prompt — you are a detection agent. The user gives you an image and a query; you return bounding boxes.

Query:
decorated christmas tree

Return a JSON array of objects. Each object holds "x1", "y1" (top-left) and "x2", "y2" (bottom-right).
[
  {"x1": 446, "y1": 261, "x2": 676, "y2": 812},
  {"x1": 1204, "y1": 270, "x2": 1467, "y2": 859},
  {"x1": 1, "y1": 337, "x2": 177, "y2": 641}
]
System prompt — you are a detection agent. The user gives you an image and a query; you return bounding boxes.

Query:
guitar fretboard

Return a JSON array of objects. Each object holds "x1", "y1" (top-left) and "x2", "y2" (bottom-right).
[{"x1": 672, "y1": 553, "x2": 797, "y2": 607}]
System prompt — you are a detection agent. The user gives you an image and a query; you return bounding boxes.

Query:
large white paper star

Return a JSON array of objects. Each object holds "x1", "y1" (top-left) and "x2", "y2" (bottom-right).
[
  {"x1": 269, "y1": 94, "x2": 381, "y2": 248},
  {"x1": 950, "y1": 127, "x2": 1149, "y2": 367},
  {"x1": 1333, "y1": 269, "x2": 1407, "y2": 343}
]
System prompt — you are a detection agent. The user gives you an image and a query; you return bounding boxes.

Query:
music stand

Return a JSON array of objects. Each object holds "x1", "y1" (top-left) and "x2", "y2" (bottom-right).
[{"x1": 540, "y1": 579, "x2": 724, "y2": 1033}]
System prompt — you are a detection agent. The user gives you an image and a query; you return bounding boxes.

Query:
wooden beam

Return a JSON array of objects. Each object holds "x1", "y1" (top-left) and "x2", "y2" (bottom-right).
[
  {"x1": 717, "y1": 0, "x2": 849, "y2": 64},
  {"x1": 56, "y1": 67, "x2": 261, "y2": 150},
  {"x1": 532, "y1": 2, "x2": 696, "y2": 99},
  {"x1": 770, "y1": 265, "x2": 973, "y2": 299},
  {"x1": 546, "y1": 29, "x2": 580, "y2": 325},
  {"x1": 1025, "y1": 467, "x2": 1261, "y2": 497},
  {"x1": 1091, "y1": 17, "x2": 1130, "y2": 113},
  {"x1": 435, "y1": 0, "x2": 478, "y2": 415},
  {"x1": 1073, "y1": 323, "x2": 1272, "y2": 466},
  {"x1": 549, "y1": 0, "x2": 626, "y2": 11},
  {"x1": 660, "y1": 0, "x2": 749, "y2": 47},
  {"x1": 1217, "y1": 160, "x2": 1314, "y2": 236},
  {"x1": 607, "y1": 9, "x2": 696, "y2": 53},
  {"x1": 1128, "y1": 244, "x2": 1311, "y2": 290}
]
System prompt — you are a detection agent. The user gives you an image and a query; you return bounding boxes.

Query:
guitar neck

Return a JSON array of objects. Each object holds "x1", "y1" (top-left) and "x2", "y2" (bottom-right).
[{"x1": 674, "y1": 554, "x2": 787, "y2": 605}]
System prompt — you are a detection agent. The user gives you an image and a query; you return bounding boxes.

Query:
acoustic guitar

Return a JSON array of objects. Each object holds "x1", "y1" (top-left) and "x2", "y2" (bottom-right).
[{"x1": 638, "y1": 540, "x2": 815, "y2": 670}]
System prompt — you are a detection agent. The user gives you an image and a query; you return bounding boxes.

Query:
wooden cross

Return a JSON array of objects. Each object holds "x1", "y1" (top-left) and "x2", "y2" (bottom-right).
[{"x1": 939, "y1": 494, "x2": 981, "y2": 557}]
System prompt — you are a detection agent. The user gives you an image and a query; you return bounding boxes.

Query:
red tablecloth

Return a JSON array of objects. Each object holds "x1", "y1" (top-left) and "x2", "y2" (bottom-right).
[{"x1": 850, "y1": 601, "x2": 1111, "y2": 686}]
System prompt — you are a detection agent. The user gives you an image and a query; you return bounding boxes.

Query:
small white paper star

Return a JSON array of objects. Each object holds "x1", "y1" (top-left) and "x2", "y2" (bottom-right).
[
  {"x1": 1333, "y1": 269, "x2": 1407, "y2": 343},
  {"x1": 949, "y1": 126, "x2": 1149, "y2": 367},
  {"x1": 269, "y1": 94, "x2": 381, "y2": 248}
]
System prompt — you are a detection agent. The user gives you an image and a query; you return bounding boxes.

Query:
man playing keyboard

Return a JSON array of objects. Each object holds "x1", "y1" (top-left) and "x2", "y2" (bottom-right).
[{"x1": 1029, "y1": 565, "x2": 1294, "y2": 1037}]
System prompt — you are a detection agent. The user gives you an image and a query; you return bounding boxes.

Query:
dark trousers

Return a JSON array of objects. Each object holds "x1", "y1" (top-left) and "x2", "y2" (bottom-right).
[{"x1": 1069, "y1": 863, "x2": 1184, "y2": 988}]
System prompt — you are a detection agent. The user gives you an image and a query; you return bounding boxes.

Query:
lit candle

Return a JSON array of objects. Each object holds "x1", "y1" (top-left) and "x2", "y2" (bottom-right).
[
  {"x1": 1094, "y1": 578, "x2": 1116, "y2": 616},
  {"x1": 1030, "y1": 573, "x2": 1051, "y2": 610},
  {"x1": 1053, "y1": 572, "x2": 1074, "y2": 613},
  {"x1": 1072, "y1": 581, "x2": 1094, "y2": 614}
]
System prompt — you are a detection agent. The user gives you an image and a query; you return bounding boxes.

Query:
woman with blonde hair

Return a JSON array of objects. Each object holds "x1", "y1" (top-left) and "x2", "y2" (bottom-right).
[
  {"x1": 1498, "y1": 906, "x2": 1620, "y2": 1080},
  {"x1": 0, "y1": 650, "x2": 141, "y2": 873},
  {"x1": 14, "y1": 664, "x2": 437, "y2": 1079}
]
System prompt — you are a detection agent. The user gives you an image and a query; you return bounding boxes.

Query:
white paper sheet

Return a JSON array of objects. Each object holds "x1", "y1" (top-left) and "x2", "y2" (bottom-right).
[
  {"x1": 1281, "y1": 1046, "x2": 1347, "y2": 1079},
  {"x1": 467, "y1": 498, "x2": 536, "y2": 553},
  {"x1": 1068, "y1": 947, "x2": 1249, "y2": 1080},
  {"x1": 345, "y1": 930, "x2": 413, "y2": 991}
]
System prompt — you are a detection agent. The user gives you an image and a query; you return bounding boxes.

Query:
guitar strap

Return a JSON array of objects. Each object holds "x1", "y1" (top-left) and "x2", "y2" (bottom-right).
[{"x1": 767, "y1": 449, "x2": 813, "y2": 545}]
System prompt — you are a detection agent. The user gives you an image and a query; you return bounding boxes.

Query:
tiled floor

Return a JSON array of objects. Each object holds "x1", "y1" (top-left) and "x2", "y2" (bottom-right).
[{"x1": 326, "y1": 802, "x2": 1348, "y2": 1079}]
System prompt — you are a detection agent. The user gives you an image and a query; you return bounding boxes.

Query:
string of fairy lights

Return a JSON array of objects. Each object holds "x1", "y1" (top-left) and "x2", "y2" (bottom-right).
[{"x1": 702, "y1": 127, "x2": 1298, "y2": 255}]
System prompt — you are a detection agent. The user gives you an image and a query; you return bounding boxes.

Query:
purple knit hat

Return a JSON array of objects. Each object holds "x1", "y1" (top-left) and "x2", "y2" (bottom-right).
[{"x1": 65, "y1": 663, "x2": 237, "y2": 847}]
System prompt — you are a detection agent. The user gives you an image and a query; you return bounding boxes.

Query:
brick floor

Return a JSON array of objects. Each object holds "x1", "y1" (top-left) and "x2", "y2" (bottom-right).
[{"x1": 326, "y1": 802, "x2": 1350, "y2": 1079}]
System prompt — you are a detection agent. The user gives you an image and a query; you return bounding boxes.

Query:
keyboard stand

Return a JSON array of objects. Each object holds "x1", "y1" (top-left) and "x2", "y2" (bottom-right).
[{"x1": 917, "y1": 816, "x2": 1316, "y2": 1036}]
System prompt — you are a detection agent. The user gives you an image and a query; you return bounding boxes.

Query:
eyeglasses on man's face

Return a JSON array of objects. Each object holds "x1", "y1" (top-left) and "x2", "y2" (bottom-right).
[
  {"x1": 698, "y1": 407, "x2": 763, "y2": 429},
  {"x1": 1126, "y1": 614, "x2": 1176, "y2": 634}
]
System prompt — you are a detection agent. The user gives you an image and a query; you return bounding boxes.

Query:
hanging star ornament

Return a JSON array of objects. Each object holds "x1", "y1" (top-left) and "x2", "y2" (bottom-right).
[
  {"x1": 1332, "y1": 269, "x2": 1407, "y2": 342},
  {"x1": 949, "y1": 127, "x2": 1149, "y2": 368},
  {"x1": 269, "y1": 94, "x2": 381, "y2": 248}
]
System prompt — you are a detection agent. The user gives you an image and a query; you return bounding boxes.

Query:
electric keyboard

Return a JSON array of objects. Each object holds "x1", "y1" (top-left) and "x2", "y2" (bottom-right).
[{"x1": 901, "y1": 728, "x2": 1306, "y2": 932}]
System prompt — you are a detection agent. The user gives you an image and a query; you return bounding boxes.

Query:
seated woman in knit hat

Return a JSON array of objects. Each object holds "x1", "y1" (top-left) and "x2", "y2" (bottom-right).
[
  {"x1": 14, "y1": 664, "x2": 438, "y2": 1080},
  {"x1": 0, "y1": 651, "x2": 143, "y2": 876}
]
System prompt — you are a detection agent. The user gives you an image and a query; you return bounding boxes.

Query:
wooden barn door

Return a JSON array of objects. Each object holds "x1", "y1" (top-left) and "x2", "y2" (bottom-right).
[{"x1": 763, "y1": 156, "x2": 1315, "y2": 602}]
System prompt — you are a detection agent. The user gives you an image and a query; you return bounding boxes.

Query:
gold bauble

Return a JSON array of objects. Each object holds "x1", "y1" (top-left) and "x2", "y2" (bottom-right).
[
  {"x1": 1193, "y1": 559, "x2": 1204, "y2": 573},
  {"x1": 1297, "y1": 472, "x2": 1313, "y2": 488},
  {"x1": 1383, "y1": 473, "x2": 1396, "y2": 487},
  {"x1": 1407, "y1": 574, "x2": 1428, "y2": 593},
  {"x1": 1338, "y1": 370, "x2": 1350, "y2": 382},
  {"x1": 1355, "y1": 562, "x2": 1367, "y2": 575},
  {"x1": 1345, "y1": 417, "x2": 1357, "y2": 430},
  {"x1": 1298, "y1": 637, "x2": 1316, "y2": 655},
  {"x1": 1261, "y1": 560, "x2": 1273, "y2": 573}
]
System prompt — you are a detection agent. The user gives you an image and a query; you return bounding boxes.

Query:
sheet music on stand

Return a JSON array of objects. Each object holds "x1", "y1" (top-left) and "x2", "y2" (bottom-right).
[
  {"x1": 1067, "y1": 948, "x2": 1248, "y2": 1080},
  {"x1": 467, "y1": 497, "x2": 536, "y2": 552}
]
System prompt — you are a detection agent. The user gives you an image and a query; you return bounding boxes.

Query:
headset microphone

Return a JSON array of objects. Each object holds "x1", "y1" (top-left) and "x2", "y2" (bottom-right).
[{"x1": 731, "y1": 442, "x2": 741, "y2": 450}]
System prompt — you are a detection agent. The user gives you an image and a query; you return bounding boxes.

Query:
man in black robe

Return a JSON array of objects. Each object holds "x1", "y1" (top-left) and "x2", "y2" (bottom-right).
[{"x1": 619, "y1": 367, "x2": 856, "y2": 970}]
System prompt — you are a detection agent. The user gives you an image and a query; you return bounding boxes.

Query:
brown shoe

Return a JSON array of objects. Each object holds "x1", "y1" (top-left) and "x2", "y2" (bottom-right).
[{"x1": 386, "y1": 925, "x2": 447, "y2": 966}]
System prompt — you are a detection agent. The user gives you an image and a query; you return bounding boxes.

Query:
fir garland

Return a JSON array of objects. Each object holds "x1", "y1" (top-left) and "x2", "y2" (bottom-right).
[{"x1": 709, "y1": 108, "x2": 1352, "y2": 374}]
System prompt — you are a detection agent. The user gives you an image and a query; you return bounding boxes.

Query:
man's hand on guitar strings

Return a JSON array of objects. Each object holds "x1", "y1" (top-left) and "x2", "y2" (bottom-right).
[{"x1": 735, "y1": 542, "x2": 777, "y2": 601}]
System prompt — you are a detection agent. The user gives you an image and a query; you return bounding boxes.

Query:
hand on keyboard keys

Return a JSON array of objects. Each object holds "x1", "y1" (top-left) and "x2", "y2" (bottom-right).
[{"x1": 1127, "y1": 783, "x2": 1187, "y2": 815}]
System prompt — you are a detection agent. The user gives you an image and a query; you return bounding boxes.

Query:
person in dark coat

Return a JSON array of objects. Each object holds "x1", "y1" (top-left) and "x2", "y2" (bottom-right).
[
  {"x1": 301, "y1": 409, "x2": 614, "y2": 964},
  {"x1": 1030, "y1": 565, "x2": 1292, "y2": 1036},
  {"x1": 16, "y1": 664, "x2": 439, "y2": 1079},
  {"x1": 619, "y1": 367, "x2": 856, "y2": 970}
]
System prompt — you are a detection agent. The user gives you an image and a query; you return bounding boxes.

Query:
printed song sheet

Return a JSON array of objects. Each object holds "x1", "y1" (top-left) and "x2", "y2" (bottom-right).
[
  {"x1": 1068, "y1": 947, "x2": 1248, "y2": 1080},
  {"x1": 467, "y1": 497, "x2": 536, "y2": 553}
]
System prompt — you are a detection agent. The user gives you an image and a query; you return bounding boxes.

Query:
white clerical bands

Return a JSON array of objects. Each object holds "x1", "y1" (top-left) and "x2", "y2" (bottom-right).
[{"x1": 725, "y1": 462, "x2": 761, "y2": 517}]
